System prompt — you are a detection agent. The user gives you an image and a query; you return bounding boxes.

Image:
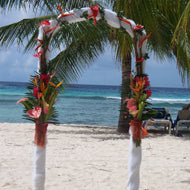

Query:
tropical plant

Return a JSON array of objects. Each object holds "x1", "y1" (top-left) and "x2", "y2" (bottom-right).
[{"x1": 107, "y1": 0, "x2": 190, "y2": 132}]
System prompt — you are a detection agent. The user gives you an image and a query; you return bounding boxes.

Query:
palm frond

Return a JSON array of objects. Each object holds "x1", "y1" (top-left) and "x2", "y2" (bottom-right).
[
  {"x1": 49, "y1": 20, "x2": 110, "y2": 83},
  {"x1": 0, "y1": 14, "x2": 57, "y2": 48},
  {"x1": 109, "y1": 27, "x2": 133, "y2": 64},
  {"x1": 0, "y1": 0, "x2": 93, "y2": 13},
  {"x1": 171, "y1": 0, "x2": 190, "y2": 70}
]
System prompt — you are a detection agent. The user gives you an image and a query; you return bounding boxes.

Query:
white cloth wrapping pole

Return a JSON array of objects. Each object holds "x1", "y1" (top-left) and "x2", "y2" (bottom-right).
[
  {"x1": 127, "y1": 129, "x2": 142, "y2": 190},
  {"x1": 33, "y1": 18, "x2": 59, "y2": 190},
  {"x1": 58, "y1": 8, "x2": 147, "y2": 190},
  {"x1": 33, "y1": 145, "x2": 46, "y2": 190}
]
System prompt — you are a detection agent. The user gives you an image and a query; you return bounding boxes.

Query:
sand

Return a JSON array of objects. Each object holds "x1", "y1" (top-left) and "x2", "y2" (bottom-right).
[{"x1": 0, "y1": 123, "x2": 190, "y2": 190}]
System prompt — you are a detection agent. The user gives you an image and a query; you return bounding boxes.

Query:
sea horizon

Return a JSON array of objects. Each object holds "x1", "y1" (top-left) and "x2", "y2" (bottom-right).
[{"x1": 0, "y1": 80, "x2": 189, "y2": 89}]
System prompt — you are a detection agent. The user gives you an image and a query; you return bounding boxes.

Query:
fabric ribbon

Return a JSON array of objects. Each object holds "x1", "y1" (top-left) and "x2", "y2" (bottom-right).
[
  {"x1": 129, "y1": 120, "x2": 148, "y2": 141},
  {"x1": 35, "y1": 121, "x2": 48, "y2": 148}
]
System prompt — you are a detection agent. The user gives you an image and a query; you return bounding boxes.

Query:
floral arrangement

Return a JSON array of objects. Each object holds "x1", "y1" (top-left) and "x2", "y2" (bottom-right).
[
  {"x1": 17, "y1": 72, "x2": 63, "y2": 147},
  {"x1": 16, "y1": 13, "x2": 65, "y2": 148},
  {"x1": 124, "y1": 74, "x2": 156, "y2": 146}
]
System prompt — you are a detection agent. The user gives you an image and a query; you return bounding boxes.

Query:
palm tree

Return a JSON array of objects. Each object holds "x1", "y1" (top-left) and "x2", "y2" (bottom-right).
[
  {"x1": 108, "y1": 0, "x2": 190, "y2": 132},
  {"x1": 108, "y1": 27, "x2": 133, "y2": 133},
  {"x1": 0, "y1": 0, "x2": 190, "y2": 134}
]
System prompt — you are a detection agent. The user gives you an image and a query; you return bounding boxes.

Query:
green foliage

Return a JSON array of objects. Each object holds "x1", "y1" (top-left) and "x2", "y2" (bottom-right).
[
  {"x1": 112, "y1": 0, "x2": 190, "y2": 84},
  {"x1": 117, "y1": 10, "x2": 124, "y2": 18},
  {"x1": 80, "y1": 11, "x2": 89, "y2": 19},
  {"x1": 48, "y1": 20, "x2": 110, "y2": 83}
]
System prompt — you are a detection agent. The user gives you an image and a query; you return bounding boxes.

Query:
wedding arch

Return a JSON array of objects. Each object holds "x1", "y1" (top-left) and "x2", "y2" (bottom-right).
[{"x1": 17, "y1": 4, "x2": 153, "y2": 190}]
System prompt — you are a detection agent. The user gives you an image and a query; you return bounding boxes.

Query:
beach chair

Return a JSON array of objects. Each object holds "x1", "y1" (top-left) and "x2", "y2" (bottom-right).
[
  {"x1": 145, "y1": 108, "x2": 172, "y2": 134},
  {"x1": 175, "y1": 110, "x2": 190, "y2": 134}
]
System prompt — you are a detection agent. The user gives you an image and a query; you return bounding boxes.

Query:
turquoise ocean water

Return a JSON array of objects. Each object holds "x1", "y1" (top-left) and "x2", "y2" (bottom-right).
[{"x1": 0, "y1": 81, "x2": 190, "y2": 126}]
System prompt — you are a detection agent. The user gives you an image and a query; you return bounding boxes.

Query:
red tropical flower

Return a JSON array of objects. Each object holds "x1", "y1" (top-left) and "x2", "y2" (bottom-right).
[
  {"x1": 33, "y1": 87, "x2": 39, "y2": 99},
  {"x1": 88, "y1": 5, "x2": 99, "y2": 26},
  {"x1": 36, "y1": 38, "x2": 43, "y2": 43},
  {"x1": 40, "y1": 74, "x2": 50, "y2": 85},
  {"x1": 133, "y1": 25, "x2": 144, "y2": 30},
  {"x1": 139, "y1": 32, "x2": 152, "y2": 47},
  {"x1": 146, "y1": 89, "x2": 152, "y2": 99},
  {"x1": 39, "y1": 20, "x2": 50, "y2": 26},
  {"x1": 143, "y1": 76, "x2": 150, "y2": 89},
  {"x1": 45, "y1": 25, "x2": 59, "y2": 35},
  {"x1": 134, "y1": 76, "x2": 140, "y2": 84},
  {"x1": 57, "y1": 4, "x2": 74, "y2": 19},
  {"x1": 33, "y1": 50, "x2": 43, "y2": 58}
]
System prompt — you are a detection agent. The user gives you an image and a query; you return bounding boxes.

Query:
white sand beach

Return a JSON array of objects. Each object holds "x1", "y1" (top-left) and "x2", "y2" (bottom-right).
[{"x1": 0, "y1": 123, "x2": 190, "y2": 190}]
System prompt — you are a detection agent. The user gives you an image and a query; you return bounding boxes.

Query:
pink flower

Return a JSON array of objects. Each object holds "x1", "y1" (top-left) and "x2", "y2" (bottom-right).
[
  {"x1": 146, "y1": 89, "x2": 152, "y2": 99},
  {"x1": 27, "y1": 106, "x2": 42, "y2": 119},
  {"x1": 16, "y1": 97, "x2": 28, "y2": 104},
  {"x1": 127, "y1": 98, "x2": 137, "y2": 111},
  {"x1": 133, "y1": 25, "x2": 144, "y2": 30},
  {"x1": 40, "y1": 74, "x2": 50, "y2": 85}
]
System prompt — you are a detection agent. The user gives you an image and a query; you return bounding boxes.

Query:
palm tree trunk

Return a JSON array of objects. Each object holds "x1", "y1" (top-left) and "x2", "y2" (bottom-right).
[{"x1": 117, "y1": 53, "x2": 131, "y2": 133}]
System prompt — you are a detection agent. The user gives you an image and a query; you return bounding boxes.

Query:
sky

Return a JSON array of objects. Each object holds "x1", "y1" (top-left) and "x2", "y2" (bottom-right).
[{"x1": 0, "y1": 6, "x2": 188, "y2": 88}]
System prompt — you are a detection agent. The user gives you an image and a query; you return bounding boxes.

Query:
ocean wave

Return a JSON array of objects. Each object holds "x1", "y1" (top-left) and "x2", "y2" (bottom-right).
[
  {"x1": 150, "y1": 98, "x2": 190, "y2": 103},
  {"x1": 105, "y1": 96, "x2": 121, "y2": 100},
  {"x1": 0, "y1": 92, "x2": 25, "y2": 96},
  {"x1": 60, "y1": 94, "x2": 121, "y2": 100}
]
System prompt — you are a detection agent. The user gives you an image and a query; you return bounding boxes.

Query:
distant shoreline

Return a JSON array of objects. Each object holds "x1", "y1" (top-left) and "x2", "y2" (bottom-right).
[{"x1": 0, "y1": 80, "x2": 188, "y2": 89}]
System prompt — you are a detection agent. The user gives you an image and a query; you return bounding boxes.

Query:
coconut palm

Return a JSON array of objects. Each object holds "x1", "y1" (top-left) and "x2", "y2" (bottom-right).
[{"x1": 108, "y1": 0, "x2": 190, "y2": 132}]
